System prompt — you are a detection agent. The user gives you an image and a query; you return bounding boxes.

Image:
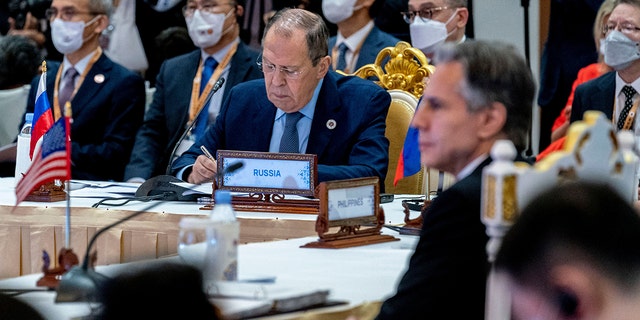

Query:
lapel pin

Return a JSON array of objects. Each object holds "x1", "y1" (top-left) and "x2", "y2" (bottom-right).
[
  {"x1": 94, "y1": 74, "x2": 105, "y2": 84},
  {"x1": 326, "y1": 119, "x2": 336, "y2": 130}
]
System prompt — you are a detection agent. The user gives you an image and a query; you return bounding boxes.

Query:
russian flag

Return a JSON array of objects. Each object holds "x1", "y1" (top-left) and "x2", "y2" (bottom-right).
[
  {"x1": 393, "y1": 125, "x2": 422, "y2": 186},
  {"x1": 30, "y1": 66, "x2": 54, "y2": 159}
]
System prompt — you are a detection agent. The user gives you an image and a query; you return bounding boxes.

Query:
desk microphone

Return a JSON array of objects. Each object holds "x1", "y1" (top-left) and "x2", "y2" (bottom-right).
[
  {"x1": 55, "y1": 200, "x2": 166, "y2": 302},
  {"x1": 136, "y1": 160, "x2": 244, "y2": 202},
  {"x1": 165, "y1": 77, "x2": 225, "y2": 175}
]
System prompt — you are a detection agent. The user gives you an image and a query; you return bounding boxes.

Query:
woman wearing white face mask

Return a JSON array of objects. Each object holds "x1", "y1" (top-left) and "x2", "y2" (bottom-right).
[{"x1": 403, "y1": 0, "x2": 469, "y2": 57}]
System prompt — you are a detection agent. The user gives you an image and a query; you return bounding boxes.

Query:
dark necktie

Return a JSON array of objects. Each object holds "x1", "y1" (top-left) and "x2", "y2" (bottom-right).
[
  {"x1": 618, "y1": 85, "x2": 637, "y2": 131},
  {"x1": 336, "y1": 43, "x2": 348, "y2": 72},
  {"x1": 279, "y1": 112, "x2": 304, "y2": 153},
  {"x1": 59, "y1": 67, "x2": 78, "y2": 110},
  {"x1": 195, "y1": 57, "x2": 218, "y2": 138}
]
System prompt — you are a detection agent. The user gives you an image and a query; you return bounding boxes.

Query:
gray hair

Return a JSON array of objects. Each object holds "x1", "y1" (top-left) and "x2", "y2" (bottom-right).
[
  {"x1": 434, "y1": 41, "x2": 535, "y2": 151},
  {"x1": 262, "y1": 8, "x2": 329, "y2": 66}
]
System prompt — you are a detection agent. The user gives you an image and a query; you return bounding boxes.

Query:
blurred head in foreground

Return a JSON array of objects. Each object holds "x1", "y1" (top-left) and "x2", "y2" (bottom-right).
[{"x1": 495, "y1": 182, "x2": 640, "y2": 320}]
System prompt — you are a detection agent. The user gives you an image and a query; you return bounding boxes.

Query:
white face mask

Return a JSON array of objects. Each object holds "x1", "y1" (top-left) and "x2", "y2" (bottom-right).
[
  {"x1": 604, "y1": 30, "x2": 640, "y2": 70},
  {"x1": 599, "y1": 38, "x2": 606, "y2": 56},
  {"x1": 410, "y1": 10, "x2": 457, "y2": 54},
  {"x1": 51, "y1": 17, "x2": 99, "y2": 54},
  {"x1": 186, "y1": 9, "x2": 233, "y2": 49},
  {"x1": 322, "y1": 0, "x2": 363, "y2": 24}
]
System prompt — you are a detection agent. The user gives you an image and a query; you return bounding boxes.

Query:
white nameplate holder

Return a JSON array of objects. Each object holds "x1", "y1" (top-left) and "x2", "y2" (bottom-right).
[
  {"x1": 302, "y1": 177, "x2": 399, "y2": 249},
  {"x1": 204, "y1": 150, "x2": 319, "y2": 214}
]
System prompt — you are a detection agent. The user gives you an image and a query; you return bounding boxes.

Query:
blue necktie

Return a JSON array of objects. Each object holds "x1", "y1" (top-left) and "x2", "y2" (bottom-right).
[
  {"x1": 279, "y1": 112, "x2": 304, "y2": 153},
  {"x1": 195, "y1": 57, "x2": 218, "y2": 138},
  {"x1": 336, "y1": 43, "x2": 348, "y2": 72}
]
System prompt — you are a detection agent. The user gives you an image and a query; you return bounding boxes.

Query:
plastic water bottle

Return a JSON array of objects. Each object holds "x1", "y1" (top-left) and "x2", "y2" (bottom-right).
[
  {"x1": 206, "y1": 190, "x2": 239, "y2": 282},
  {"x1": 14, "y1": 113, "x2": 33, "y2": 186}
]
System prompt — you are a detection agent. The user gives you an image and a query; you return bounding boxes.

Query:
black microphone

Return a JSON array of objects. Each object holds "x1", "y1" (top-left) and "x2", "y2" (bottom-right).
[
  {"x1": 55, "y1": 200, "x2": 166, "y2": 302},
  {"x1": 165, "y1": 77, "x2": 226, "y2": 175},
  {"x1": 137, "y1": 160, "x2": 244, "y2": 202}
]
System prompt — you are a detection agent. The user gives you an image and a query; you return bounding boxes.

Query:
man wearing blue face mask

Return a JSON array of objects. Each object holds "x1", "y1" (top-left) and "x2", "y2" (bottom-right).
[
  {"x1": 22, "y1": 0, "x2": 146, "y2": 181},
  {"x1": 570, "y1": 0, "x2": 640, "y2": 137},
  {"x1": 323, "y1": 0, "x2": 400, "y2": 73},
  {"x1": 403, "y1": 0, "x2": 469, "y2": 59},
  {"x1": 124, "y1": 0, "x2": 263, "y2": 182}
]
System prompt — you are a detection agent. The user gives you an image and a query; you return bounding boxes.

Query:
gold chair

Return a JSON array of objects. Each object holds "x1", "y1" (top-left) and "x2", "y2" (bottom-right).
[{"x1": 351, "y1": 41, "x2": 436, "y2": 194}]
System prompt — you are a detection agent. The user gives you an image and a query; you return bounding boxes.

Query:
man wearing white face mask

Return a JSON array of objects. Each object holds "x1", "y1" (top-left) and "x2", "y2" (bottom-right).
[
  {"x1": 404, "y1": 0, "x2": 468, "y2": 59},
  {"x1": 124, "y1": 0, "x2": 262, "y2": 182},
  {"x1": 22, "y1": 0, "x2": 146, "y2": 181},
  {"x1": 570, "y1": 0, "x2": 640, "y2": 138},
  {"x1": 323, "y1": 0, "x2": 400, "y2": 73}
]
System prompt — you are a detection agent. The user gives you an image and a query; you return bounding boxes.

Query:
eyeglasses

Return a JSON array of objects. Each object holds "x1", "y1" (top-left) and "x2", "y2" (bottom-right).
[
  {"x1": 603, "y1": 22, "x2": 640, "y2": 36},
  {"x1": 182, "y1": 1, "x2": 233, "y2": 17},
  {"x1": 45, "y1": 8, "x2": 101, "y2": 21},
  {"x1": 401, "y1": 6, "x2": 450, "y2": 23},
  {"x1": 256, "y1": 56, "x2": 305, "y2": 80}
]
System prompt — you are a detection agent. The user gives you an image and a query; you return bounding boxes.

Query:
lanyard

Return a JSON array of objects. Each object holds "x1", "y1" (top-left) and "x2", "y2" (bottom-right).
[
  {"x1": 53, "y1": 48, "x2": 102, "y2": 121},
  {"x1": 188, "y1": 42, "x2": 238, "y2": 124},
  {"x1": 618, "y1": 97, "x2": 640, "y2": 131}
]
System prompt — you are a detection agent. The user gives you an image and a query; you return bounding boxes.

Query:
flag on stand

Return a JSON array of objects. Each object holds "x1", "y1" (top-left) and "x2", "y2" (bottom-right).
[
  {"x1": 393, "y1": 125, "x2": 422, "y2": 186},
  {"x1": 30, "y1": 64, "x2": 54, "y2": 158},
  {"x1": 15, "y1": 63, "x2": 71, "y2": 205},
  {"x1": 15, "y1": 115, "x2": 71, "y2": 204}
]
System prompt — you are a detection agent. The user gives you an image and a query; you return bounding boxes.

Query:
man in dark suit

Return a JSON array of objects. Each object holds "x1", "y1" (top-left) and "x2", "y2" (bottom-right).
[
  {"x1": 324, "y1": 0, "x2": 400, "y2": 73},
  {"x1": 376, "y1": 41, "x2": 535, "y2": 319},
  {"x1": 125, "y1": 0, "x2": 263, "y2": 182},
  {"x1": 25, "y1": 0, "x2": 145, "y2": 181},
  {"x1": 171, "y1": 8, "x2": 391, "y2": 187},
  {"x1": 569, "y1": 0, "x2": 640, "y2": 131}
]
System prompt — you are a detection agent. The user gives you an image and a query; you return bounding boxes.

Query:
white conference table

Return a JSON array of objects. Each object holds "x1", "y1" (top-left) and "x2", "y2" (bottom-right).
[
  {"x1": 0, "y1": 231, "x2": 418, "y2": 320},
  {"x1": 0, "y1": 177, "x2": 425, "y2": 279}
]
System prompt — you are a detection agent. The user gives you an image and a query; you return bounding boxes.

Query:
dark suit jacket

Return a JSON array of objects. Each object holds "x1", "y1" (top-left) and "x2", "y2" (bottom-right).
[
  {"x1": 570, "y1": 71, "x2": 615, "y2": 123},
  {"x1": 26, "y1": 54, "x2": 145, "y2": 181},
  {"x1": 171, "y1": 71, "x2": 391, "y2": 187},
  {"x1": 124, "y1": 42, "x2": 263, "y2": 180},
  {"x1": 329, "y1": 26, "x2": 400, "y2": 72},
  {"x1": 376, "y1": 158, "x2": 492, "y2": 319}
]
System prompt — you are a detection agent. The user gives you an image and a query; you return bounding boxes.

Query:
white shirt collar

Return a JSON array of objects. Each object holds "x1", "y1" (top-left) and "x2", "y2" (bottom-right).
[
  {"x1": 456, "y1": 154, "x2": 488, "y2": 181},
  {"x1": 63, "y1": 48, "x2": 100, "y2": 77},
  {"x1": 200, "y1": 37, "x2": 240, "y2": 65},
  {"x1": 335, "y1": 20, "x2": 374, "y2": 51}
]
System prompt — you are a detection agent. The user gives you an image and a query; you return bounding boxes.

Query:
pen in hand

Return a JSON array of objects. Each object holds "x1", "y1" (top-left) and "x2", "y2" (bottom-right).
[{"x1": 200, "y1": 145, "x2": 215, "y2": 161}]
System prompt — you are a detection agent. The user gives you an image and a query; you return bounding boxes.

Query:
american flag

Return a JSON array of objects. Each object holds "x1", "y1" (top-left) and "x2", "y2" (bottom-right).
[{"x1": 15, "y1": 65, "x2": 71, "y2": 205}]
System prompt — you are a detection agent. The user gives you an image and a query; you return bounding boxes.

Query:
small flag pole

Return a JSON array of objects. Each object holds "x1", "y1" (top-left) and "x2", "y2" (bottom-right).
[{"x1": 64, "y1": 101, "x2": 72, "y2": 249}]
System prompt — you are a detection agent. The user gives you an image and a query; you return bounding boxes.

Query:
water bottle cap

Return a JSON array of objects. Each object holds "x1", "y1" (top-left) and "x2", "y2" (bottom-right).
[
  {"x1": 215, "y1": 190, "x2": 231, "y2": 204},
  {"x1": 25, "y1": 113, "x2": 34, "y2": 123}
]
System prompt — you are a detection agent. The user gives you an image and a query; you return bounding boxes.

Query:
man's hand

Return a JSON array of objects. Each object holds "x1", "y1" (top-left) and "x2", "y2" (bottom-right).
[{"x1": 187, "y1": 155, "x2": 217, "y2": 184}]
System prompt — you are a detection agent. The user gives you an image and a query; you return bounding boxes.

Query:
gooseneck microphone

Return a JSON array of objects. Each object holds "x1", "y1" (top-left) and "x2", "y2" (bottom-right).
[
  {"x1": 165, "y1": 77, "x2": 226, "y2": 175},
  {"x1": 55, "y1": 200, "x2": 165, "y2": 302},
  {"x1": 56, "y1": 161, "x2": 245, "y2": 302}
]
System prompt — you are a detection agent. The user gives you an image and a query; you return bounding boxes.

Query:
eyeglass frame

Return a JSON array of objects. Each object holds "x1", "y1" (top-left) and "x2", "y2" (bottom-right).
[
  {"x1": 401, "y1": 6, "x2": 453, "y2": 24},
  {"x1": 182, "y1": 1, "x2": 235, "y2": 17},
  {"x1": 256, "y1": 54, "x2": 309, "y2": 80},
  {"x1": 45, "y1": 8, "x2": 102, "y2": 21},
  {"x1": 603, "y1": 22, "x2": 640, "y2": 36}
]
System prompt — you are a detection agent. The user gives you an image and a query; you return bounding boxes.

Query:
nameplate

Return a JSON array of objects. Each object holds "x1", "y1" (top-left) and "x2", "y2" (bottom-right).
[
  {"x1": 216, "y1": 150, "x2": 318, "y2": 196},
  {"x1": 320, "y1": 177, "x2": 379, "y2": 226}
]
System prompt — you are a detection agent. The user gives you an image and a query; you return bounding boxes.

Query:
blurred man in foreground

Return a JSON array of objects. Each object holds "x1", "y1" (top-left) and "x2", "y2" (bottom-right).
[{"x1": 376, "y1": 40, "x2": 534, "y2": 319}]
